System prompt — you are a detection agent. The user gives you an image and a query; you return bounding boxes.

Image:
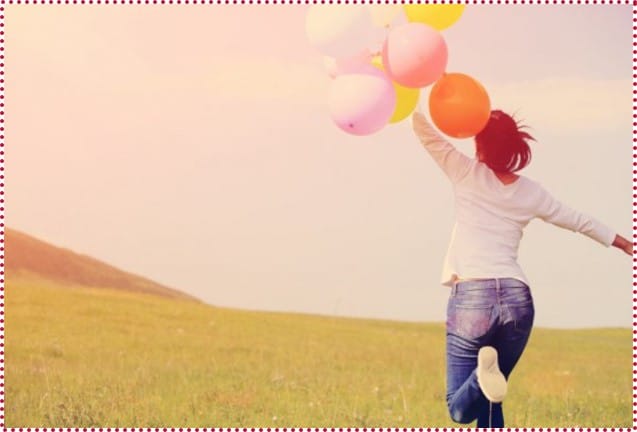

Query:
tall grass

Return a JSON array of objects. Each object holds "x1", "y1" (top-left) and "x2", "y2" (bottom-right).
[{"x1": 6, "y1": 278, "x2": 632, "y2": 427}]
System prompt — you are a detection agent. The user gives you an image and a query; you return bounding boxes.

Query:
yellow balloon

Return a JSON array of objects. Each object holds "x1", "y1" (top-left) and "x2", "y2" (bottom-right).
[
  {"x1": 403, "y1": 4, "x2": 465, "y2": 30},
  {"x1": 372, "y1": 56, "x2": 420, "y2": 124}
]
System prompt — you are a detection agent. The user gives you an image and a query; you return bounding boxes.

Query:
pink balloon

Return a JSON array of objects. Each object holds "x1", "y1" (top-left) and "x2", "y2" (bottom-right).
[
  {"x1": 328, "y1": 70, "x2": 396, "y2": 136},
  {"x1": 382, "y1": 23, "x2": 448, "y2": 88}
]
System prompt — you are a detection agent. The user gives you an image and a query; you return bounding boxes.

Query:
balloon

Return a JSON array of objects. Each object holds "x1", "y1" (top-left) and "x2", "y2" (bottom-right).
[
  {"x1": 428, "y1": 73, "x2": 491, "y2": 139},
  {"x1": 404, "y1": 4, "x2": 465, "y2": 30},
  {"x1": 368, "y1": 4, "x2": 404, "y2": 28},
  {"x1": 328, "y1": 69, "x2": 396, "y2": 136},
  {"x1": 306, "y1": 5, "x2": 377, "y2": 59},
  {"x1": 371, "y1": 56, "x2": 419, "y2": 123},
  {"x1": 382, "y1": 23, "x2": 447, "y2": 89},
  {"x1": 323, "y1": 49, "x2": 373, "y2": 79}
]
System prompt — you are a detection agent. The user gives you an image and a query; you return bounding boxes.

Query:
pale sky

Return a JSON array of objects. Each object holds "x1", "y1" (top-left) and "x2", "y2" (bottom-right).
[{"x1": 7, "y1": 4, "x2": 633, "y2": 328}]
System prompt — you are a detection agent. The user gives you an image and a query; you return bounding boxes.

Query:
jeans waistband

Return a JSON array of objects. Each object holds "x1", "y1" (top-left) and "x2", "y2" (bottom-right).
[{"x1": 451, "y1": 277, "x2": 529, "y2": 295}]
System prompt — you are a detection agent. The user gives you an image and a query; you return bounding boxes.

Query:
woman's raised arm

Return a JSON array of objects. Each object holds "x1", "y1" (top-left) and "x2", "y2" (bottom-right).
[{"x1": 411, "y1": 112, "x2": 473, "y2": 184}]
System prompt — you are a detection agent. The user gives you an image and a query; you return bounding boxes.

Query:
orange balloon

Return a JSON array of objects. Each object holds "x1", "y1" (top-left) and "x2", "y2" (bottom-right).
[{"x1": 428, "y1": 73, "x2": 491, "y2": 139}]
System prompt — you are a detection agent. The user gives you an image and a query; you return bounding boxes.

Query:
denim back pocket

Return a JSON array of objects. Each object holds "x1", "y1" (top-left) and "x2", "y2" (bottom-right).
[
  {"x1": 447, "y1": 301, "x2": 494, "y2": 340},
  {"x1": 511, "y1": 303, "x2": 535, "y2": 335},
  {"x1": 502, "y1": 287, "x2": 535, "y2": 335}
]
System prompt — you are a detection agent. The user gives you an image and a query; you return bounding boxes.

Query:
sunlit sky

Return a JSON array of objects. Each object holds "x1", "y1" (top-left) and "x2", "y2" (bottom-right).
[{"x1": 7, "y1": 4, "x2": 632, "y2": 328}]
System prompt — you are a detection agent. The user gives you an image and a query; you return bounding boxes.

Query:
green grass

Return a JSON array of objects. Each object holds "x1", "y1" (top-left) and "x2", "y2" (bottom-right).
[{"x1": 6, "y1": 278, "x2": 632, "y2": 427}]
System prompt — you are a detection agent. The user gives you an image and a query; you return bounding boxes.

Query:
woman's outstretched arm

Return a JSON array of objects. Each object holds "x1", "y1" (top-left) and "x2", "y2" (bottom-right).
[
  {"x1": 535, "y1": 183, "x2": 631, "y2": 256},
  {"x1": 411, "y1": 111, "x2": 473, "y2": 183}
]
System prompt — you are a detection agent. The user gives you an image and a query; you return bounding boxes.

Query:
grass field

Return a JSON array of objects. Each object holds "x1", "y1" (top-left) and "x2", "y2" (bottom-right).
[{"x1": 6, "y1": 277, "x2": 633, "y2": 427}]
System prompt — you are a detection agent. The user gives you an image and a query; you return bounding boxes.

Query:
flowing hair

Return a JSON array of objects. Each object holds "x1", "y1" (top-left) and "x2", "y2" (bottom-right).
[{"x1": 475, "y1": 110, "x2": 535, "y2": 173}]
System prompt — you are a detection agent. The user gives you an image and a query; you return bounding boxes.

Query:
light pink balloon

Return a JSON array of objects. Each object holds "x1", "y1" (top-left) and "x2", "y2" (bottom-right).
[
  {"x1": 328, "y1": 70, "x2": 396, "y2": 136},
  {"x1": 382, "y1": 23, "x2": 448, "y2": 88},
  {"x1": 323, "y1": 49, "x2": 373, "y2": 79}
]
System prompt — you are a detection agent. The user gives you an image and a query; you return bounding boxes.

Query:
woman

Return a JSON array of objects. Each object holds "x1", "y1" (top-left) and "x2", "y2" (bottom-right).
[{"x1": 411, "y1": 109, "x2": 632, "y2": 427}]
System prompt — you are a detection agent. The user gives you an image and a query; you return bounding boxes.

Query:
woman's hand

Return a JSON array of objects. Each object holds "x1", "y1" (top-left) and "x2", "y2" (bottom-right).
[
  {"x1": 623, "y1": 242, "x2": 633, "y2": 256},
  {"x1": 612, "y1": 234, "x2": 633, "y2": 256},
  {"x1": 622, "y1": 243, "x2": 633, "y2": 256}
]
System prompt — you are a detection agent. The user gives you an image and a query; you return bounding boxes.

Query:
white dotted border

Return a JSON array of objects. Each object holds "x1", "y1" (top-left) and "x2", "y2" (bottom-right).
[
  {"x1": 1, "y1": 0, "x2": 5, "y2": 428},
  {"x1": 0, "y1": 1, "x2": 633, "y2": 431},
  {"x1": 632, "y1": 5, "x2": 637, "y2": 432},
  {"x1": 0, "y1": 427, "x2": 634, "y2": 431},
  {"x1": 632, "y1": 0, "x2": 637, "y2": 429},
  {"x1": 0, "y1": 1, "x2": 631, "y2": 5}
]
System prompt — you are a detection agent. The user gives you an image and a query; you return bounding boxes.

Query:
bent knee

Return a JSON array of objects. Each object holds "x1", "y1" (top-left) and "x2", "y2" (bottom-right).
[{"x1": 448, "y1": 407, "x2": 475, "y2": 424}]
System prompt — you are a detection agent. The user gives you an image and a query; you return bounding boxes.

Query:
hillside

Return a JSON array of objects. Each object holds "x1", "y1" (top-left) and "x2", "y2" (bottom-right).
[{"x1": 5, "y1": 228, "x2": 199, "y2": 301}]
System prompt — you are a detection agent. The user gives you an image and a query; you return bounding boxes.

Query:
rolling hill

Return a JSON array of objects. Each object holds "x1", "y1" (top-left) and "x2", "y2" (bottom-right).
[{"x1": 5, "y1": 228, "x2": 199, "y2": 301}]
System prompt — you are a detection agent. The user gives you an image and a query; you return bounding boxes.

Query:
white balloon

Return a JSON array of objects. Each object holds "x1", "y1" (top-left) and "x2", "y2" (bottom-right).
[
  {"x1": 306, "y1": 5, "x2": 377, "y2": 59},
  {"x1": 368, "y1": 4, "x2": 404, "y2": 28}
]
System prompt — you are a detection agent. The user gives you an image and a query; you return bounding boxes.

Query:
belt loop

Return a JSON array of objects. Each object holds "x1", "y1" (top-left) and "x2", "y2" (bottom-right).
[
  {"x1": 451, "y1": 281, "x2": 457, "y2": 297},
  {"x1": 495, "y1": 278, "x2": 501, "y2": 292}
]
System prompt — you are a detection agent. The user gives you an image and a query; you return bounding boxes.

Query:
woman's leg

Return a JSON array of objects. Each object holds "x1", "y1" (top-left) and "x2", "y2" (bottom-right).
[
  {"x1": 476, "y1": 399, "x2": 504, "y2": 427},
  {"x1": 447, "y1": 335, "x2": 505, "y2": 428},
  {"x1": 445, "y1": 291, "x2": 497, "y2": 424},
  {"x1": 493, "y1": 288, "x2": 535, "y2": 379},
  {"x1": 476, "y1": 322, "x2": 531, "y2": 426},
  {"x1": 480, "y1": 287, "x2": 535, "y2": 426},
  {"x1": 446, "y1": 333, "x2": 491, "y2": 424}
]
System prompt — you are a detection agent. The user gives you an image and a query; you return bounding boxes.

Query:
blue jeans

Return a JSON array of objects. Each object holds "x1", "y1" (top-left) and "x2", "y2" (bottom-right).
[{"x1": 446, "y1": 278, "x2": 535, "y2": 427}]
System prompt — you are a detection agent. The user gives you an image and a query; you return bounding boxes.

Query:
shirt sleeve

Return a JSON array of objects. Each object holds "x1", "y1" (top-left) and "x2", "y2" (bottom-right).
[
  {"x1": 411, "y1": 112, "x2": 473, "y2": 184},
  {"x1": 534, "y1": 183, "x2": 616, "y2": 247}
]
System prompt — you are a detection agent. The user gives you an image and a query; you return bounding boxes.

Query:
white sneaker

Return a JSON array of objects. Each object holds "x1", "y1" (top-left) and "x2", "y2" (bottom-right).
[{"x1": 476, "y1": 346, "x2": 507, "y2": 403}]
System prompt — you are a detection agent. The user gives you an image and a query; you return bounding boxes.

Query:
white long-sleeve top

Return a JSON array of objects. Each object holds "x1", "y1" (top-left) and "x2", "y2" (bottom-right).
[{"x1": 412, "y1": 113, "x2": 616, "y2": 287}]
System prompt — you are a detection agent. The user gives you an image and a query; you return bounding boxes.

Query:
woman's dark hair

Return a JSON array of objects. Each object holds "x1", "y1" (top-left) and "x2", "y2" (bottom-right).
[{"x1": 474, "y1": 110, "x2": 535, "y2": 173}]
